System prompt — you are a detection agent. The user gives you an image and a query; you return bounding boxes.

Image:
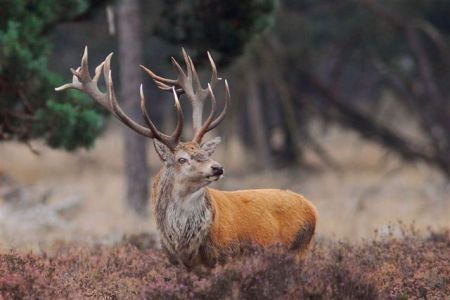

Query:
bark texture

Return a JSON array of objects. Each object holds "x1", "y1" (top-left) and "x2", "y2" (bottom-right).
[{"x1": 117, "y1": 0, "x2": 149, "y2": 215}]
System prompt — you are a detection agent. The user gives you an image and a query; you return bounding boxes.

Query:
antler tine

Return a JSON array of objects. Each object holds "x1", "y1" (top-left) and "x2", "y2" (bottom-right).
[
  {"x1": 139, "y1": 85, "x2": 184, "y2": 149},
  {"x1": 154, "y1": 80, "x2": 173, "y2": 91},
  {"x1": 184, "y1": 53, "x2": 201, "y2": 92},
  {"x1": 93, "y1": 61, "x2": 104, "y2": 83},
  {"x1": 187, "y1": 56, "x2": 209, "y2": 101},
  {"x1": 101, "y1": 54, "x2": 156, "y2": 137},
  {"x1": 56, "y1": 47, "x2": 154, "y2": 138},
  {"x1": 182, "y1": 48, "x2": 193, "y2": 85},
  {"x1": 139, "y1": 85, "x2": 169, "y2": 141},
  {"x1": 170, "y1": 87, "x2": 184, "y2": 146},
  {"x1": 193, "y1": 84, "x2": 217, "y2": 143},
  {"x1": 207, "y1": 79, "x2": 230, "y2": 132},
  {"x1": 206, "y1": 51, "x2": 219, "y2": 89},
  {"x1": 139, "y1": 65, "x2": 178, "y2": 86},
  {"x1": 104, "y1": 70, "x2": 152, "y2": 137},
  {"x1": 79, "y1": 46, "x2": 91, "y2": 82}
]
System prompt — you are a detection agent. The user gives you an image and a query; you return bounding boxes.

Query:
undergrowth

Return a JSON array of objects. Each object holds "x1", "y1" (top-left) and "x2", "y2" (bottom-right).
[{"x1": 0, "y1": 228, "x2": 448, "y2": 299}]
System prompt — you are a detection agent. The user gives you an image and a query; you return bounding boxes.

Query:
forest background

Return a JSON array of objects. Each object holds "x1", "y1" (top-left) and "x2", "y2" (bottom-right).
[{"x1": 0, "y1": 0, "x2": 448, "y2": 250}]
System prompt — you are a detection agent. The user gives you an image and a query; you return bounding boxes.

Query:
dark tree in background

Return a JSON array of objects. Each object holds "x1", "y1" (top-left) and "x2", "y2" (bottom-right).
[
  {"x1": 155, "y1": 0, "x2": 277, "y2": 65},
  {"x1": 242, "y1": 0, "x2": 450, "y2": 175},
  {"x1": 0, "y1": 0, "x2": 108, "y2": 150},
  {"x1": 117, "y1": 0, "x2": 149, "y2": 215}
]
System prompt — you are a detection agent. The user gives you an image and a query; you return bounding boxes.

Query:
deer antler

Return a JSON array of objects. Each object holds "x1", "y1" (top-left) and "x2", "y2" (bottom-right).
[
  {"x1": 55, "y1": 46, "x2": 183, "y2": 150},
  {"x1": 140, "y1": 48, "x2": 230, "y2": 143}
]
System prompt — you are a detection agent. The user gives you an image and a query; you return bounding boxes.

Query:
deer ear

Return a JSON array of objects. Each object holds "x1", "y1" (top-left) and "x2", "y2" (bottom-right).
[
  {"x1": 201, "y1": 137, "x2": 222, "y2": 156},
  {"x1": 153, "y1": 140, "x2": 174, "y2": 164}
]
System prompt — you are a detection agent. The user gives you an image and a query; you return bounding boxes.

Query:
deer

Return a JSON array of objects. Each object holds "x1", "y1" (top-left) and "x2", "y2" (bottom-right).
[{"x1": 56, "y1": 47, "x2": 318, "y2": 268}]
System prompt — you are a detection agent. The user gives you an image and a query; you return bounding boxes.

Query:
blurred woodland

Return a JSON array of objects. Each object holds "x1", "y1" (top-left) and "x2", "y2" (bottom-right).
[
  {"x1": 0, "y1": 1, "x2": 449, "y2": 297},
  {"x1": 0, "y1": 1, "x2": 449, "y2": 241}
]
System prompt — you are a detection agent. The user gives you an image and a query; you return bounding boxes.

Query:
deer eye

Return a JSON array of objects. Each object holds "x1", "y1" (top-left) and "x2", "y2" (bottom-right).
[{"x1": 178, "y1": 158, "x2": 187, "y2": 164}]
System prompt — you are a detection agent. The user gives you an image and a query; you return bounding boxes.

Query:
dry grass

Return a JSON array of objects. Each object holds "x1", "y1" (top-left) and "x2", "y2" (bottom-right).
[{"x1": 0, "y1": 123, "x2": 449, "y2": 250}]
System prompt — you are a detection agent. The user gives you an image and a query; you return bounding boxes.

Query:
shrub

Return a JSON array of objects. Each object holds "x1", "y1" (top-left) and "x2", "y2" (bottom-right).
[{"x1": 0, "y1": 228, "x2": 448, "y2": 299}]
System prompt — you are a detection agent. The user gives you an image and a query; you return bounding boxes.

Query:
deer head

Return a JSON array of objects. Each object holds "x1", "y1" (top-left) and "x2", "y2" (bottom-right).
[
  {"x1": 56, "y1": 47, "x2": 230, "y2": 192},
  {"x1": 142, "y1": 48, "x2": 229, "y2": 192}
]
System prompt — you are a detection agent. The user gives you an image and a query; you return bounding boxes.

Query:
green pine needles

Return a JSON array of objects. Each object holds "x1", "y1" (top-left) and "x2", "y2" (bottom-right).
[{"x1": 0, "y1": 0, "x2": 105, "y2": 150}]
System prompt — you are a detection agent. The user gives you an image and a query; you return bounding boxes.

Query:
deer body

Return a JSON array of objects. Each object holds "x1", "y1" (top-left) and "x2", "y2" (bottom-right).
[
  {"x1": 207, "y1": 188, "x2": 316, "y2": 255},
  {"x1": 57, "y1": 47, "x2": 317, "y2": 268},
  {"x1": 150, "y1": 141, "x2": 317, "y2": 267}
]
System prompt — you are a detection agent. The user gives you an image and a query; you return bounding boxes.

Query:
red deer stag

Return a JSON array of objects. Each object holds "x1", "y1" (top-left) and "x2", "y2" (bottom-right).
[{"x1": 56, "y1": 47, "x2": 318, "y2": 268}]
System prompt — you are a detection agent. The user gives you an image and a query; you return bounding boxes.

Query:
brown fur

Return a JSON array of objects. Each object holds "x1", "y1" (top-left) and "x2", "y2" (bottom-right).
[
  {"x1": 206, "y1": 188, "x2": 317, "y2": 261},
  {"x1": 151, "y1": 171, "x2": 317, "y2": 265},
  {"x1": 150, "y1": 142, "x2": 318, "y2": 267}
]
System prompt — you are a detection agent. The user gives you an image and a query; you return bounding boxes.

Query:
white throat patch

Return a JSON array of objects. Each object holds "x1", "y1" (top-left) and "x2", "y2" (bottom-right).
[{"x1": 163, "y1": 187, "x2": 213, "y2": 261}]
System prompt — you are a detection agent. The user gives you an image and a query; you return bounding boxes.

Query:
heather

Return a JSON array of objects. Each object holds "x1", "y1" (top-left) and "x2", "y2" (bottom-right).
[{"x1": 0, "y1": 229, "x2": 448, "y2": 299}]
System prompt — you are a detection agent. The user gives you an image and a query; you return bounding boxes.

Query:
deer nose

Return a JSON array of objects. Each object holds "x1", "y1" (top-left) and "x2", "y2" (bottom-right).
[{"x1": 211, "y1": 165, "x2": 224, "y2": 176}]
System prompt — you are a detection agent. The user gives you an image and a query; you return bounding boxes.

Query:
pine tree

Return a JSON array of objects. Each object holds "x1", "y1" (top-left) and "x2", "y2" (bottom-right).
[
  {"x1": 0, "y1": 0, "x2": 108, "y2": 150},
  {"x1": 155, "y1": 0, "x2": 277, "y2": 65}
]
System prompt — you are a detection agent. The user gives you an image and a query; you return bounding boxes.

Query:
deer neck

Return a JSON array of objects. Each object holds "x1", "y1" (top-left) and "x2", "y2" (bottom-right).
[
  {"x1": 155, "y1": 167, "x2": 213, "y2": 262},
  {"x1": 155, "y1": 167, "x2": 210, "y2": 215}
]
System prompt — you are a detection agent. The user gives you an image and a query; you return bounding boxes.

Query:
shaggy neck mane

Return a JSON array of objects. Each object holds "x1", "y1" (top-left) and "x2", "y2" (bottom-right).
[
  {"x1": 154, "y1": 167, "x2": 176, "y2": 230},
  {"x1": 155, "y1": 166, "x2": 214, "y2": 266}
]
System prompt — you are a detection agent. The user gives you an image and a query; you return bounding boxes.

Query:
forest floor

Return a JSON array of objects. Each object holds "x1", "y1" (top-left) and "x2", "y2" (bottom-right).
[{"x1": 0, "y1": 123, "x2": 449, "y2": 251}]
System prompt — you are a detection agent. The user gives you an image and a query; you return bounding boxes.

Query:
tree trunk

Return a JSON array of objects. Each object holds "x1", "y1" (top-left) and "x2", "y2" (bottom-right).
[
  {"x1": 117, "y1": 0, "x2": 149, "y2": 216},
  {"x1": 246, "y1": 71, "x2": 272, "y2": 170}
]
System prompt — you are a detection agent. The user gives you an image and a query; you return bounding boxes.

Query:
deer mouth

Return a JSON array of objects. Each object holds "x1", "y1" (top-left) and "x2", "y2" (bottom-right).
[{"x1": 206, "y1": 174, "x2": 222, "y2": 182}]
